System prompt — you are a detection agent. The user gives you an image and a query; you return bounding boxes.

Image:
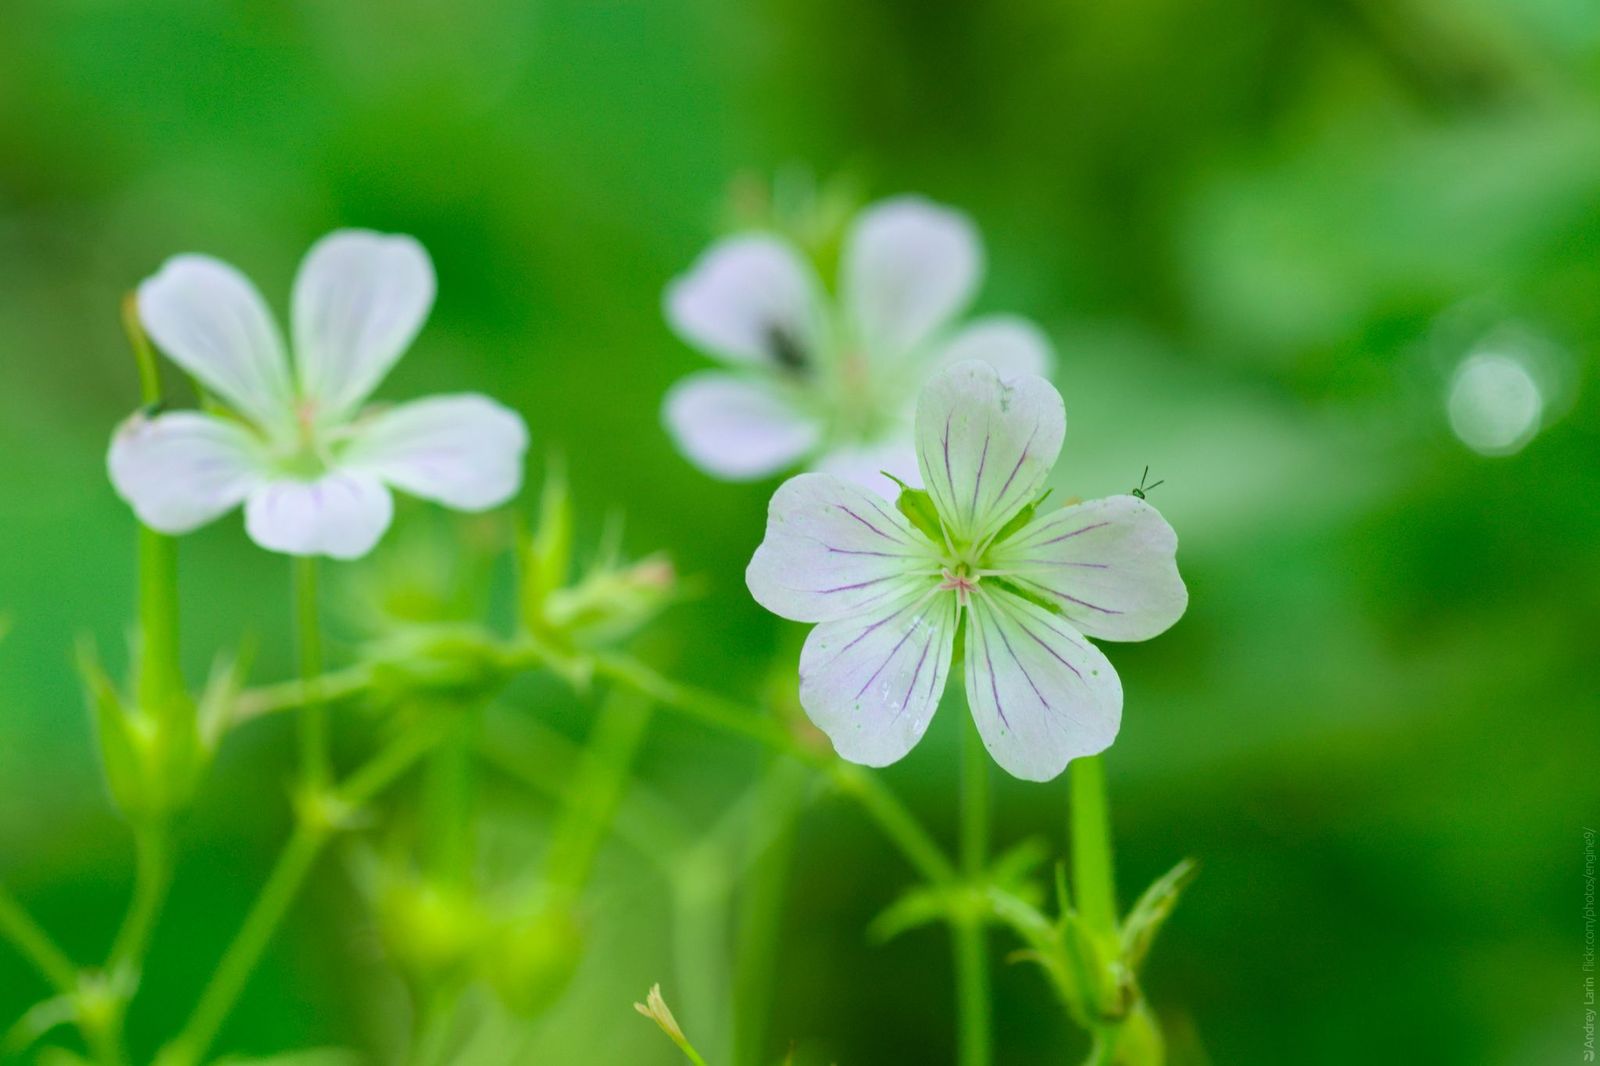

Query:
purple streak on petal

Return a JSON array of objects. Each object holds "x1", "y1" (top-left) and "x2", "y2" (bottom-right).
[
  {"x1": 994, "y1": 423, "x2": 1038, "y2": 507},
  {"x1": 836, "y1": 505, "x2": 894, "y2": 541},
  {"x1": 857, "y1": 602, "x2": 929, "y2": 700},
  {"x1": 971, "y1": 609, "x2": 1012, "y2": 731},
  {"x1": 969, "y1": 432, "x2": 990, "y2": 524},
  {"x1": 993, "y1": 617, "x2": 1053, "y2": 708},
  {"x1": 1036, "y1": 521, "x2": 1110, "y2": 546}
]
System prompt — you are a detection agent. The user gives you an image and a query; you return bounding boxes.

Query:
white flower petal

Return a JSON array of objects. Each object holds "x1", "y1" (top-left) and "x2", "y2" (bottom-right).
[
  {"x1": 813, "y1": 436, "x2": 921, "y2": 496},
  {"x1": 799, "y1": 583, "x2": 957, "y2": 767},
  {"x1": 342, "y1": 394, "x2": 529, "y2": 511},
  {"x1": 746, "y1": 472, "x2": 942, "y2": 624},
  {"x1": 107, "y1": 411, "x2": 266, "y2": 534},
  {"x1": 987, "y1": 495, "x2": 1187, "y2": 642},
  {"x1": 965, "y1": 589, "x2": 1121, "y2": 782},
  {"x1": 244, "y1": 472, "x2": 394, "y2": 559},
  {"x1": 843, "y1": 196, "x2": 982, "y2": 359},
  {"x1": 914, "y1": 360, "x2": 1064, "y2": 545},
  {"x1": 291, "y1": 230, "x2": 436, "y2": 419},
  {"x1": 663, "y1": 372, "x2": 822, "y2": 480},
  {"x1": 933, "y1": 315, "x2": 1056, "y2": 381},
  {"x1": 137, "y1": 255, "x2": 295, "y2": 430},
  {"x1": 664, "y1": 235, "x2": 825, "y2": 367}
]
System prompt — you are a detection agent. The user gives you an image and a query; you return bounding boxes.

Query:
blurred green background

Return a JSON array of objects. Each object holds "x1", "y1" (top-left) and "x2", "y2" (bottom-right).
[{"x1": 2, "y1": 0, "x2": 1597, "y2": 1063}]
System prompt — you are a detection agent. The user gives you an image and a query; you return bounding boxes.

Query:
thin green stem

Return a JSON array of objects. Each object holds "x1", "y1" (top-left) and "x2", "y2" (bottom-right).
[
  {"x1": 156, "y1": 724, "x2": 442, "y2": 1066},
  {"x1": 0, "y1": 883, "x2": 77, "y2": 993},
  {"x1": 732, "y1": 759, "x2": 808, "y2": 1066},
  {"x1": 108, "y1": 822, "x2": 172, "y2": 975},
  {"x1": 293, "y1": 556, "x2": 328, "y2": 791},
  {"x1": 231, "y1": 645, "x2": 958, "y2": 890},
  {"x1": 544, "y1": 689, "x2": 655, "y2": 897},
  {"x1": 954, "y1": 712, "x2": 992, "y2": 1066},
  {"x1": 1069, "y1": 756, "x2": 1118, "y2": 939},
  {"x1": 592, "y1": 652, "x2": 960, "y2": 887},
  {"x1": 476, "y1": 713, "x2": 694, "y2": 866},
  {"x1": 422, "y1": 711, "x2": 477, "y2": 888}
]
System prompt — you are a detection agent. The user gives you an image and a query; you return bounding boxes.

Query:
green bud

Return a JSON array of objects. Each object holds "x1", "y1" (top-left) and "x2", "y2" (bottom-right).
[
  {"x1": 78, "y1": 639, "x2": 207, "y2": 821},
  {"x1": 883, "y1": 473, "x2": 945, "y2": 545},
  {"x1": 376, "y1": 877, "x2": 486, "y2": 990},
  {"x1": 520, "y1": 463, "x2": 575, "y2": 635},
  {"x1": 486, "y1": 901, "x2": 584, "y2": 1018}
]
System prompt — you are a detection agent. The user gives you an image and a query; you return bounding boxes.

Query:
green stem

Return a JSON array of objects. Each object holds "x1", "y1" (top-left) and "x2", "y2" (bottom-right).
[
  {"x1": 1069, "y1": 756, "x2": 1118, "y2": 939},
  {"x1": 593, "y1": 653, "x2": 959, "y2": 886},
  {"x1": 544, "y1": 689, "x2": 655, "y2": 897},
  {"x1": 108, "y1": 822, "x2": 172, "y2": 975},
  {"x1": 293, "y1": 556, "x2": 328, "y2": 791},
  {"x1": 476, "y1": 714, "x2": 693, "y2": 867},
  {"x1": 233, "y1": 646, "x2": 958, "y2": 890},
  {"x1": 731, "y1": 760, "x2": 808, "y2": 1066},
  {"x1": 156, "y1": 724, "x2": 441, "y2": 1066},
  {"x1": 0, "y1": 883, "x2": 77, "y2": 993},
  {"x1": 422, "y1": 710, "x2": 477, "y2": 888},
  {"x1": 954, "y1": 713, "x2": 992, "y2": 1066}
]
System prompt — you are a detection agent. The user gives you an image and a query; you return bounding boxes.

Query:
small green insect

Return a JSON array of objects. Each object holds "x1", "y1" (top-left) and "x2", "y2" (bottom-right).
[{"x1": 1131, "y1": 465, "x2": 1164, "y2": 500}]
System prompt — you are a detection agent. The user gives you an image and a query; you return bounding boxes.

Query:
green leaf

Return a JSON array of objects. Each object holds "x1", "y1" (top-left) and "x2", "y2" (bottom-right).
[
  {"x1": 1120, "y1": 857, "x2": 1199, "y2": 973},
  {"x1": 76, "y1": 638, "x2": 146, "y2": 819},
  {"x1": 868, "y1": 883, "x2": 955, "y2": 943},
  {"x1": 883, "y1": 472, "x2": 946, "y2": 544},
  {"x1": 521, "y1": 459, "x2": 574, "y2": 633}
]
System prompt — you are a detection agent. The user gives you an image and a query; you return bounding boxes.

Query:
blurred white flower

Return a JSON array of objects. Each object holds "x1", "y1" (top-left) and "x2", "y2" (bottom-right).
[
  {"x1": 662, "y1": 196, "x2": 1054, "y2": 492},
  {"x1": 109, "y1": 230, "x2": 529, "y2": 559},
  {"x1": 746, "y1": 361, "x2": 1186, "y2": 781}
]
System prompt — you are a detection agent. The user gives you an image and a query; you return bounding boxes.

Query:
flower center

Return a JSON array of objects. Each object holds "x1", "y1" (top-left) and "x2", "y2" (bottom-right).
[{"x1": 939, "y1": 565, "x2": 980, "y2": 607}]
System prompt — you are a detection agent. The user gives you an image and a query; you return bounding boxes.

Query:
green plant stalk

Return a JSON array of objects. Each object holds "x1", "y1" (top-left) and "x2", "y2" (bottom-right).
[
  {"x1": 293, "y1": 556, "x2": 329, "y2": 791},
  {"x1": 731, "y1": 759, "x2": 808, "y2": 1066},
  {"x1": 1070, "y1": 756, "x2": 1118, "y2": 939},
  {"x1": 0, "y1": 883, "x2": 78, "y2": 993},
  {"x1": 156, "y1": 722, "x2": 444, "y2": 1066},
  {"x1": 475, "y1": 713, "x2": 694, "y2": 867},
  {"x1": 955, "y1": 711, "x2": 992, "y2": 1066},
  {"x1": 233, "y1": 644, "x2": 958, "y2": 887},
  {"x1": 107, "y1": 822, "x2": 172, "y2": 975},
  {"x1": 545, "y1": 689, "x2": 655, "y2": 897},
  {"x1": 422, "y1": 710, "x2": 477, "y2": 888},
  {"x1": 670, "y1": 857, "x2": 733, "y2": 1065}
]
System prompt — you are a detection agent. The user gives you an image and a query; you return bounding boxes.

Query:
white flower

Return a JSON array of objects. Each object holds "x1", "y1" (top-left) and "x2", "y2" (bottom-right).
[
  {"x1": 746, "y1": 361, "x2": 1186, "y2": 781},
  {"x1": 108, "y1": 230, "x2": 530, "y2": 559},
  {"x1": 662, "y1": 196, "x2": 1055, "y2": 491}
]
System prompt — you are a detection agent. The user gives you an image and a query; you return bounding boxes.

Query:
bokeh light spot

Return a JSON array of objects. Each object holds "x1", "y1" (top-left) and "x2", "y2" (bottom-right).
[{"x1": 1446, "y1": 352, "x2": 1543, "y2": 456}]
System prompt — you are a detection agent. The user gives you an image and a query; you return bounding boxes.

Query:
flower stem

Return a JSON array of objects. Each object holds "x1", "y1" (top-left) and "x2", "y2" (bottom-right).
[
  {"x1": 731, "y1": 759, "x2": 808, "y2": 1066},
  {"x1": 544, "y1": 688, "x2": 656, "y2": 897},
  {"x1": 1069, "y1": 756, "x2": 1118, "y2": 939},
  {"x1": 108, "y1": 821, "x2": 172, "y2": 975},
  {"x1": 292, "y1": 556, "x2": 328, "y2": 792},
  {"x1": 0, "y1": 882, "x2": 77, "y2": 993},
  {"x1": 954, "y1": 712, "x2": 992, "y2": 1066},
  {"x1": 591, "y1": 652, "x2": 959, "y2": 887},
  {"x1": 156, "y1": 723, "x2": 442, "y2": 1066}
]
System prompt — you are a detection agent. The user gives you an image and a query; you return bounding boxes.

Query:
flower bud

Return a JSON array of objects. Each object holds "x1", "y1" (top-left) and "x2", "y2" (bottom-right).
[{"x1": 485, "y1": 901, "x2": 584, "y2": 1018}]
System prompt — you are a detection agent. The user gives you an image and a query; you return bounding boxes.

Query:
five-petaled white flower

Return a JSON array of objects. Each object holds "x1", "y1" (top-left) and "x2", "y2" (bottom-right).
[
  {"x1": 746, "y1": 361, "x2": 1186, "y2": 781},
  {"x1": 109, "y1": 230, "x2": 530, "y2": 559},
  {"x1": 662, "y1": 196, "x2": 1055, "y2": 491}
]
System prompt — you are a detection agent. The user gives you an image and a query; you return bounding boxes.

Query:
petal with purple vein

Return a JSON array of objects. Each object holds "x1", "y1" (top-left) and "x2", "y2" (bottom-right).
[{"x1": 964, "y1": 587, "x2": 1121, "y2": 781}]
